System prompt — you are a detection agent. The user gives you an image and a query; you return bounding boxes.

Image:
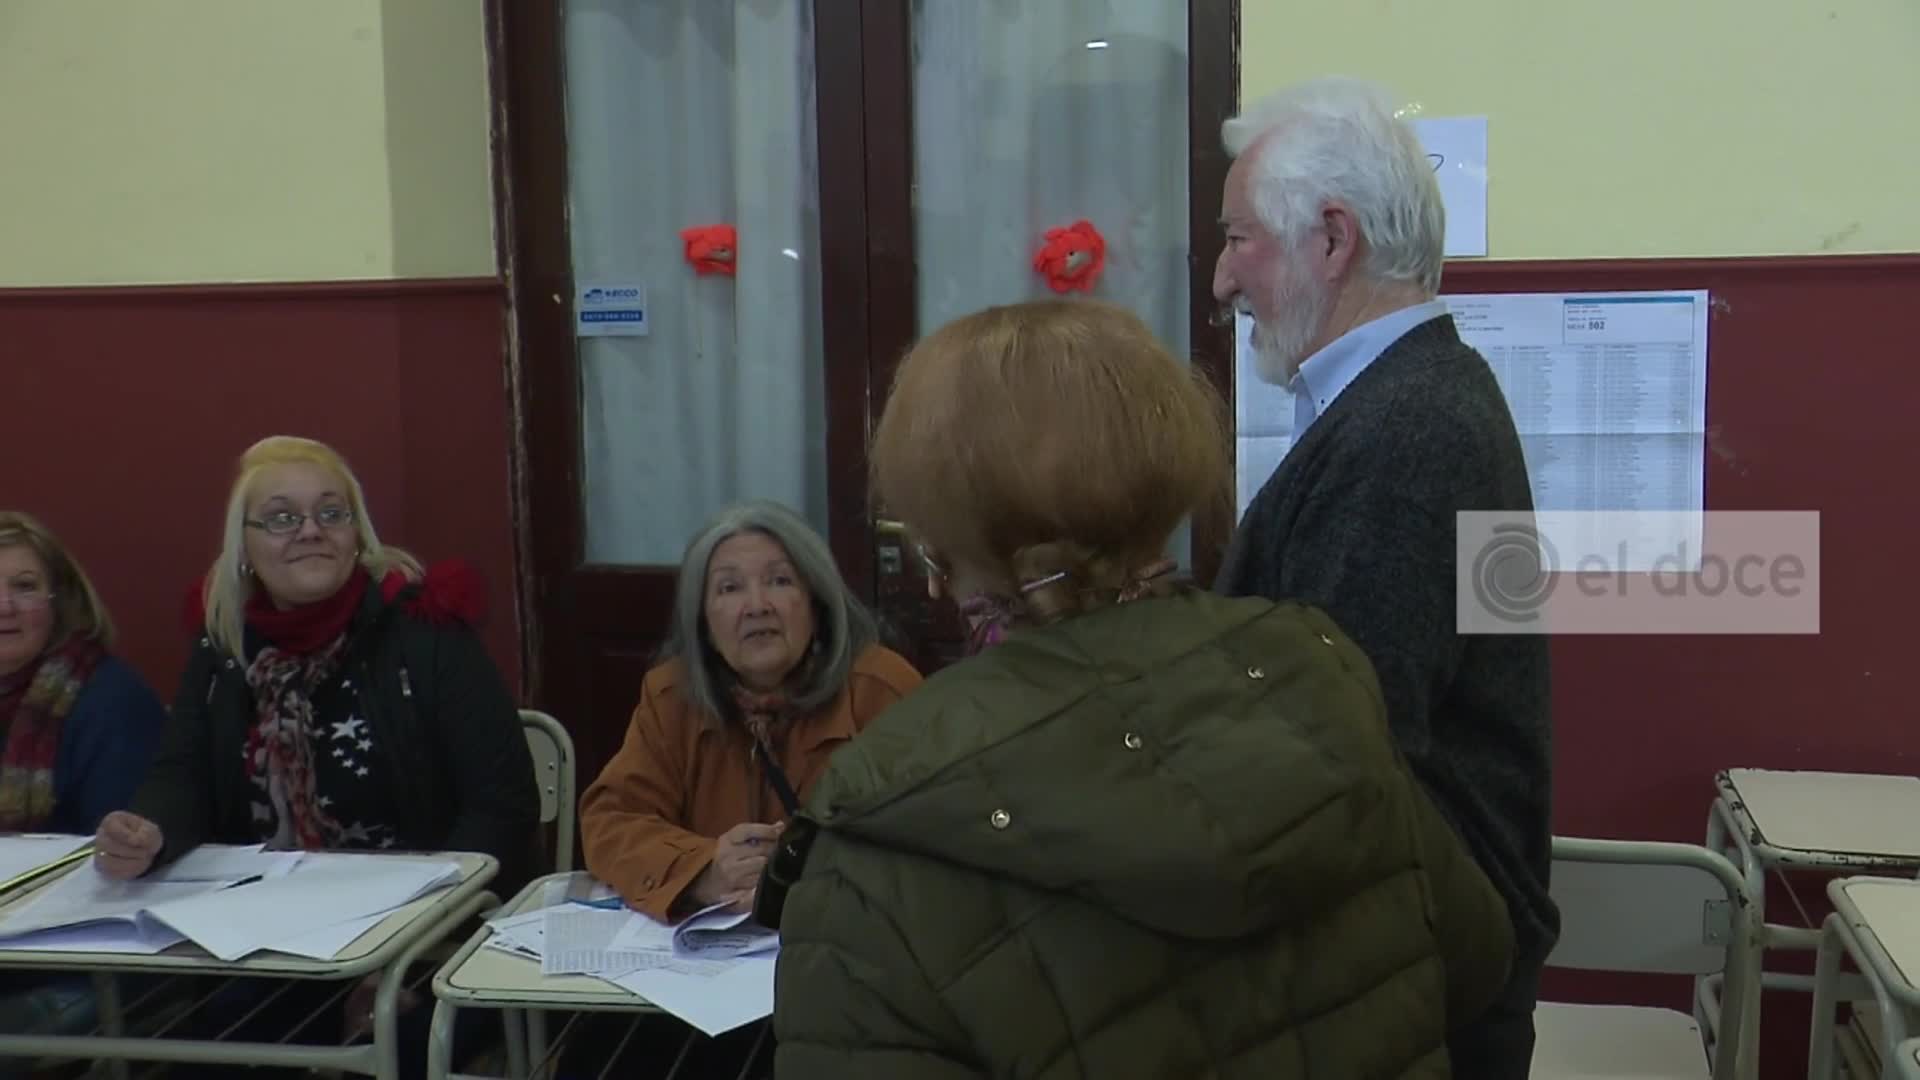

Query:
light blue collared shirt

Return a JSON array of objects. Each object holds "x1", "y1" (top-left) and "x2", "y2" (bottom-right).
[{"x1": 1290, "y1": 299, "x2": 1451, "y2": 438}]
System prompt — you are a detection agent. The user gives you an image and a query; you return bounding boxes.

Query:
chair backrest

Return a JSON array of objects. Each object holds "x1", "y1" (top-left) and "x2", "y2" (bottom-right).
[
  {"x1": 519, "y1": 709, "x2": 576, "y2": 875},
  {"x1": 1899, "y1": 1036, "x2": 1920, "y2": 1080},
  {"x1": 1547, "y1": 836, "x2": 1756, "y2": 1080}
]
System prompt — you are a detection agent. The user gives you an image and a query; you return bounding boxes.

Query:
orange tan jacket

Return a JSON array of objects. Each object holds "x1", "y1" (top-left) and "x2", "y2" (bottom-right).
[{"x1": 579, "y1": 644, "x2": 922, "y2": 921}]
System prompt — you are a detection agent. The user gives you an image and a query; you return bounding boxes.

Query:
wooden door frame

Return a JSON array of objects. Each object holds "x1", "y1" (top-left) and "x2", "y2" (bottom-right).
[
  {"x1": 486, "y1": 0, "x2": 1241, "y2": 707},
  {"x1": 822, "y1": 1, "x2": 1244, "y2": 594}
]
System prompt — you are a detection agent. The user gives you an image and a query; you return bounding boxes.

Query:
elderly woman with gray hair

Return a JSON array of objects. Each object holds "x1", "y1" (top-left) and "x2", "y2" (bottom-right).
[{"x1": 580, "y1": 501, "x2": 921, "y2": 923}]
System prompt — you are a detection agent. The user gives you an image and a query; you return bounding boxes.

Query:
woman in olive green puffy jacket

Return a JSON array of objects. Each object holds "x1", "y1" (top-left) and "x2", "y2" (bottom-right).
[{"x1": 759, "y1": 299, "x2": 1515, "y2": 1079}]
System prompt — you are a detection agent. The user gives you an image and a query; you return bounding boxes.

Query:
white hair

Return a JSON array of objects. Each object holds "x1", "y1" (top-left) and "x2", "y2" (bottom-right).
[{"x1": 1223, "y1": 76, "x2": 1446, "y2": 295}]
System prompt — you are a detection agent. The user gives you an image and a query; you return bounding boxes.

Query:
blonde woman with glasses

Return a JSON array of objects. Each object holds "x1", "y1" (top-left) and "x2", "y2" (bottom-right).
[{"x1": 91, "y1": 435, "x2": 537, "y2": 1076}]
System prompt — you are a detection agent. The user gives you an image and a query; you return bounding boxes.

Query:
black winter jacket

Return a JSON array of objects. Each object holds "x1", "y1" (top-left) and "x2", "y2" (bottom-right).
[{"x1": 131, "y1": 570, "x2": 542, "y2": 896}]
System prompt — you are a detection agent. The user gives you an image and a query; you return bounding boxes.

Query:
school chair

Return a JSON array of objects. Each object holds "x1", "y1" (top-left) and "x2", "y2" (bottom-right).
[
  {"x1": 520, "y1": 710, "x2": 577, "y2": 876},
  {"x1": 1531, "y1": 835, "x2": 1757, "y2": 1080}
]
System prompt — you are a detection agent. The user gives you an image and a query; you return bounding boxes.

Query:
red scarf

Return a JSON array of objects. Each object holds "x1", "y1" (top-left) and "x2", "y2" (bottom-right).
[
  {"x1": 730, "y1": 685, "x2": 792, "y2": 750},
  {"x1": 245, "y1": 569, "x2": 370, "y2": 655},
  {"x1": 243, "y1": 637, "x2": 350, "y2": 850},
  {"x1": 237, "y1": 570, "x2": 370, "y2": 849},
  {"x1": 0, "y1": 636, "x2": 105, "y2": 830}
]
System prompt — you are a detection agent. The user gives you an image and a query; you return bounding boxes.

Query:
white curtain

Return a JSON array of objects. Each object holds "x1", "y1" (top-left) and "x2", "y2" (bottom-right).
[
  {"x1": 566, "y1": 0, "x2": 826, "y2": 566},
  {"x1": 910, "y1": 0, "x2": 1192, "y2": 556}
]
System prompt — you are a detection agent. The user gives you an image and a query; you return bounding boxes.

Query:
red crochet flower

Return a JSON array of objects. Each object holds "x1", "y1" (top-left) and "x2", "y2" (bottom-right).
[
  {"x1": 1032, "y1": 220, "x2": 1107, "y2": 294},
  {"x1": 681, "y1": 224, "x2": 738, "y2": 277}
]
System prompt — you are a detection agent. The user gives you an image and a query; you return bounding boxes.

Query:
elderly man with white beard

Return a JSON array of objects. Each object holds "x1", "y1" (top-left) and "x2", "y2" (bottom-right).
[{"x1": 1211, "y1": 75, "x2": 1557, "y2": 1079}]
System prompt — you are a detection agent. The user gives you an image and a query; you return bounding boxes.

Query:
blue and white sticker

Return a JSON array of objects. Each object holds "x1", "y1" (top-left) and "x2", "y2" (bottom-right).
[{"x1": 576, "y1": 281, "x2": 648, "y2": 337}]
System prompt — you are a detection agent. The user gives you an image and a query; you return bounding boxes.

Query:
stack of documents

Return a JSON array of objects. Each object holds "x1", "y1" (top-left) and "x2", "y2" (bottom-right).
[
  {"x1": 485, "y1": 895, "x2": 776, "y2": 1036},
  {"x1": 0, "y1": 834, "x2": 96, "y2": 894},
  {"x1": 0, "y1": 844, "x2": 462, "y2": 961}
]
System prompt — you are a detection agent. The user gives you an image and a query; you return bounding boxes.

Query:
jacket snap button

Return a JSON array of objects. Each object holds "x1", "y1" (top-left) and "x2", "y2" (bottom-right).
[
  {"x1": 989, "y1": 809, "x2": 1012, "y2": 830},
  {"x1": 1123, "y1": 732, "x2": 1143, "y2": 751},
  {"x1": 1318, "y1": 633, "x2": 1333, "y2": 646},
  {"x1": 1246, "y1": 666, "x2": 1265, "y2": 680}
]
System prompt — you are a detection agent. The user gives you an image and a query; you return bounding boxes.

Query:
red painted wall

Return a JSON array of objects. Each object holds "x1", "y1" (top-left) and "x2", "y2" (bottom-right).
[
  {"x1": 1441, "y1": 255, "x2": 1920, "y2": 1077},
  {"x1": 0, "y1": 279, "x2": 521, "y2": 701}
]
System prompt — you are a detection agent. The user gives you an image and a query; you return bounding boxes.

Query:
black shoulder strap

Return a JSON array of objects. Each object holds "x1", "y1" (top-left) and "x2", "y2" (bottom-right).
[
  {"x1": 751, "y1": 815, "x2": 819, "y2": 931},
  {"x1": 749, "y1": 734, "x2": 802, "y2": 818}
]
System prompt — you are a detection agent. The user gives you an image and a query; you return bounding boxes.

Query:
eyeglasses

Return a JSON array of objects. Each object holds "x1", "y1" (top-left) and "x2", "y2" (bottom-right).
[
  {"x1": 244, "y1": 506, "x2": 355, "y2": 537},
  {"x1": 1, "y1": 584, "x2": 53, "y2": 612}
]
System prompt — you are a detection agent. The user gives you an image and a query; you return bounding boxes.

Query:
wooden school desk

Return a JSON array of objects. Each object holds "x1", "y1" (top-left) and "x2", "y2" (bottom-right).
[{"x1": 0, "y1": 851, "x2": 496, "y2": 1080}]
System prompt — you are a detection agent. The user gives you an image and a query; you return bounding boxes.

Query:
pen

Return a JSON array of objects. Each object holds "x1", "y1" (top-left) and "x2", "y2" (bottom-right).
[{"x1": 224, "y1": 874, "x2": 264, "y2": 889}]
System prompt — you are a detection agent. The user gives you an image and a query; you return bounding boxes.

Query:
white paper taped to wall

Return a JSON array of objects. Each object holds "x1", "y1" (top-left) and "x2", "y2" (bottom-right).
[
  {"x1": 1232, "y1": 290, "x2": 1709, "y2": 572},
  {"x1": 1408, "y1": 116, "x2": 1488, "y2": 258}
]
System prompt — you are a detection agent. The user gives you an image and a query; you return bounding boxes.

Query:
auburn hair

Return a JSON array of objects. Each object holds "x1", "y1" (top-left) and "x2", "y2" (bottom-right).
[
  {"x1": 0, "y1": 511, "x2": 115, "y2": 649},
  {"x1": 870, "y1": 299, "x2": 1230, "y2": 622}
]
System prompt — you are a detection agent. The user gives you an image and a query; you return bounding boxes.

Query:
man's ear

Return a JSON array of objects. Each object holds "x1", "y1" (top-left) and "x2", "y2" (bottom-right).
[{"x1": 1319, "y1": 202, "x2": 1362, "y2": 281}]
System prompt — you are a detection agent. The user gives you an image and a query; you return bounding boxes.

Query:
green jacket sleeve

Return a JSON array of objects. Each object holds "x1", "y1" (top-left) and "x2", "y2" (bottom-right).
[
  {"x1": 773, "y1": 841, "x2": 982, "y2": 1079},
  {"x1": 1408, "y1": 780, "x2": 1517, "y2": 1028}
]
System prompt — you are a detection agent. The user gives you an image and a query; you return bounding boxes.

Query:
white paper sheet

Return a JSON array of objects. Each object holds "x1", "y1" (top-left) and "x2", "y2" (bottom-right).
[
  {"x1": 0, "y1": 863, "x2": 221, "y2": 938},
  {"x1": 0, "y1": 835, "x2": 90, "y2": 886},
  {"x1": 149, "y1": 844, "x2": 302, "y2": 884},
  {"x1": 1231, "y1": 292, "x2": 1711, "y2": 572},
  {"x1": 1442, "y1": 290, "x2": 1709, "y2": 570},
  {"x1": 263, "y1": 911, "x2": 387, "y2": 960},
  {"x1": 541, "y1": 907, "x2": 657, "y2": 976},
  {"x1": 144, "y1": 856, "x2": 461, "y2": 962},
  {"x1": 1408, "y1": 116, "x2": 1488, "y2": 258},
  {"x1": 0, "y1": 919, "x2": 185, "y2": 954},
  {"x1": 611, "y1": 952, "x2": 776, "y2": 1037},
  {"x1": 541, "y1": 877, "x2": 620, "y2": 909},
  {"x1": 669, "y1": 906, "x2": 778, "y2": 959}
]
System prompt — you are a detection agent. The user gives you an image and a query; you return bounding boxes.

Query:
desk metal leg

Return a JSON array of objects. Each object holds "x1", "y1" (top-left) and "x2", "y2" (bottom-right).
[
  {"x1": 1809, "y1": 915, "x2": 1846, "y2": 1080},
  {"x1": 89, "y1": 973, "x2": 130, "y2": 1080},
  {"x1": 502, "y1": 1006, "x2": 529, "y2": 1079},
  {"x1": 427, "y1": 998, "x2": 458, "y2": 1080},
  {"x1": 525, "y1": 1008, "x2": 549, "y2": 1080},
  {"x1": 376, "y1": 890, "x2": 493, "y2": 1080}
]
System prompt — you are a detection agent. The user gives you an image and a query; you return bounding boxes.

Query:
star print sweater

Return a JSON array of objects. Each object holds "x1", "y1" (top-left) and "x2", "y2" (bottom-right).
[{"x1": 130, "y1": 564, "x2": 543, "y2": 896}]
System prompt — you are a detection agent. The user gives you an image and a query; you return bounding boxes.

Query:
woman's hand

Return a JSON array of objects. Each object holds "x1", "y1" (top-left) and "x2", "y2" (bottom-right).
[
  {"x1": 93, "y1": 811, "x2": 164, "y2": 880},
  {"x1": 687, "y1": 821, "x2": 785, "y2": 912}
]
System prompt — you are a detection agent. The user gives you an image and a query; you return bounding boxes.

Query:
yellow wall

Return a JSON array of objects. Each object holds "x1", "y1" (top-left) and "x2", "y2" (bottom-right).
[
  {"x1": 0, "y1": 0, "x2": 495, "y2": 286},
  {"x1": 1240, "y1": 0, "x2": 1920, "y2": 260}
]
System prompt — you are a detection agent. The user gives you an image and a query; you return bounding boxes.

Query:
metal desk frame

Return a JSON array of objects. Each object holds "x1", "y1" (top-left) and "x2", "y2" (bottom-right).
[
  {"x1": 1698, "y1": 768, "x2": 1920, "y2": 1070},
  {"x1": 1808, "y1": 876, "x2": 1920, "y2": 1080},
  {"x1": 0, "y1": 851, "x2": 497, "y2": 1079},
  {"x1": 428, "y1": 871, "x2": 767, "y2": 1080}
]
